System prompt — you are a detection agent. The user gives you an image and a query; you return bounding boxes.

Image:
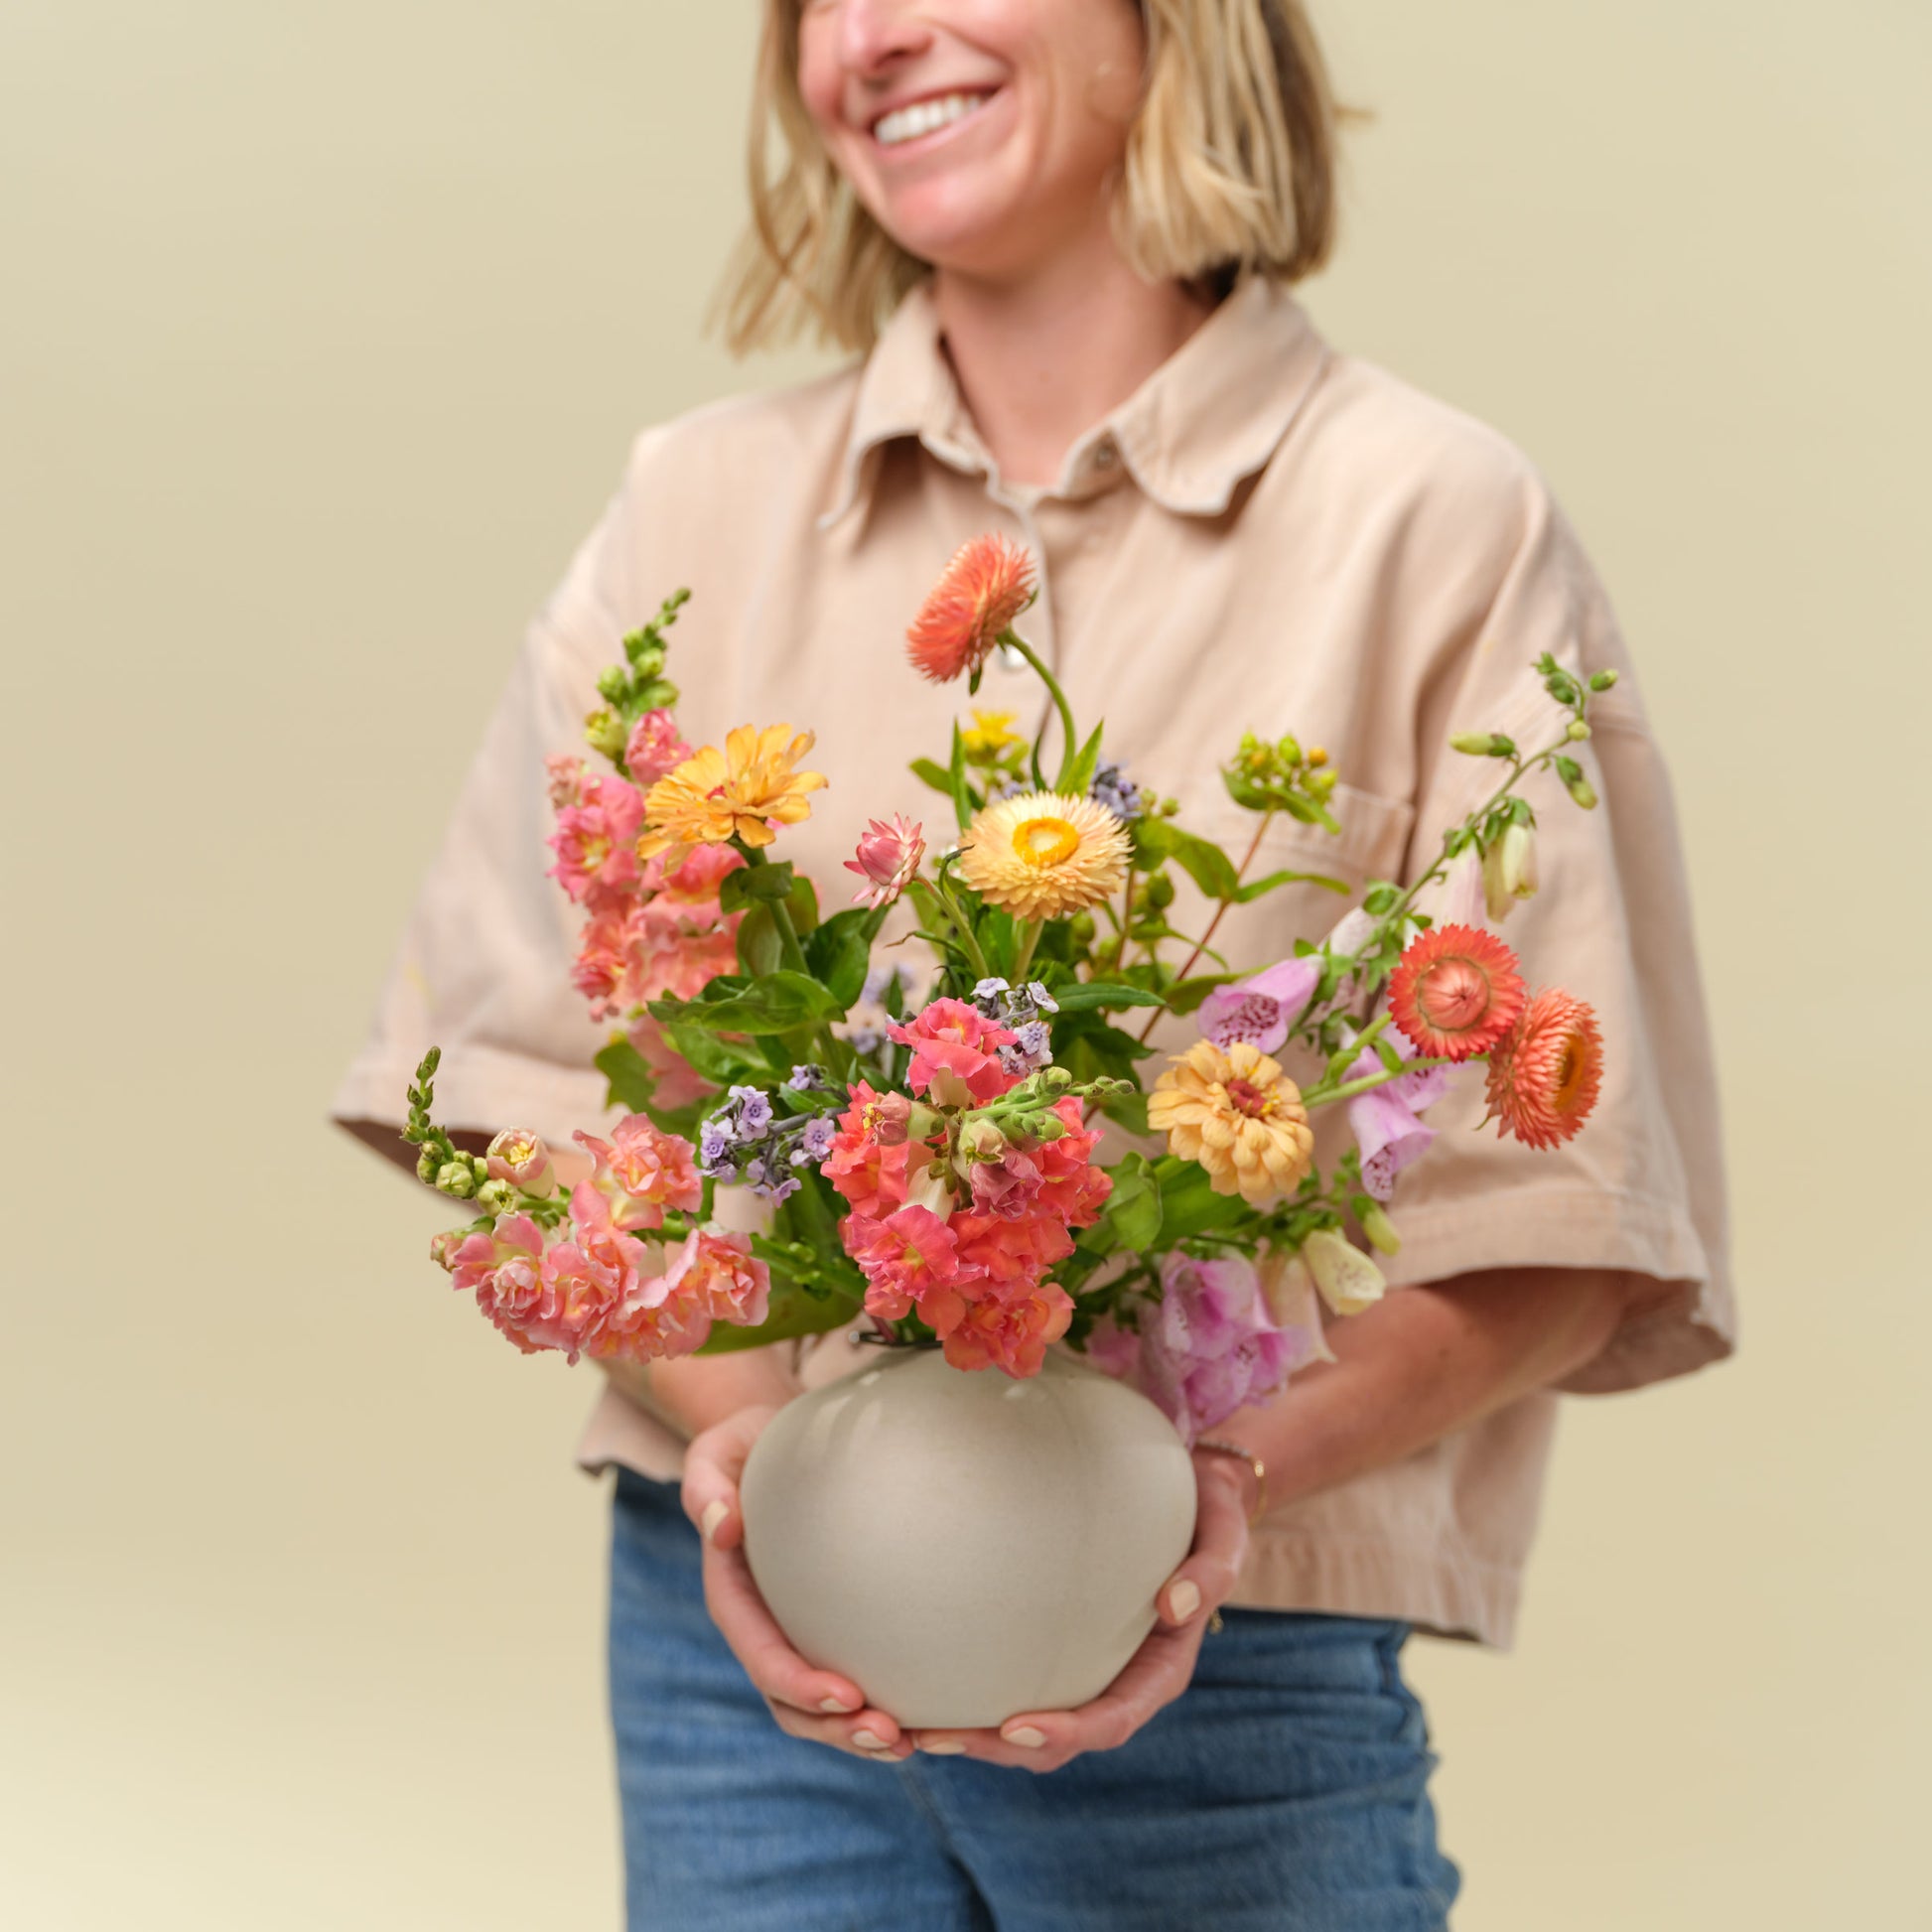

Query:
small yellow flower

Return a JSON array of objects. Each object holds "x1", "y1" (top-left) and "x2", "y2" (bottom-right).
[
  {"x1": 961, "y1": 709, "x2": 1022, "y2": 759},
  {"x1": 639, "y1": 723, "x2": 827, "y2": 855},
  {"x1": 1147, "y1": 1039, "x2": 1314, "y2": 1207},
  {"x1": 955, "y1": 789, "x2": 1130, "y2": 921}
]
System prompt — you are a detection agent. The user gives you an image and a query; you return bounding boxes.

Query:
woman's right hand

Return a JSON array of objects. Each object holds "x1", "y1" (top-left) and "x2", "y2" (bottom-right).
[{"x1": 680, "y1": 1404, "x2": 914, "y2": 1764}]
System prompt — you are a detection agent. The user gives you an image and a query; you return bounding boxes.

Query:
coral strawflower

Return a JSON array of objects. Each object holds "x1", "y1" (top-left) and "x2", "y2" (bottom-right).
[
  {"x1": 1483, "y1": 988, "x2": 1604, "y2": 1150},
  {"x1": 1148, "y1": 1039, "x2": 1315, "y2": 1207},
  {"x1": 638, "y1": 724, "x2": 827, "y2": 855},
  {"x1": 906, "y1": 533, "x2": 1037, "y2": 683},
  {"x1": 955, "y1": 789, "x2": 1130, "y2": 921},
  {"x1": 1387, "y1": 922, "x2": 1526, "y2": 1062}
]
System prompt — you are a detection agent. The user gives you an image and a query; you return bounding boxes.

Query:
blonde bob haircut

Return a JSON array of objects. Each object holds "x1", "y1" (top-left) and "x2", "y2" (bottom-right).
[{"x1": 718, "y1": 0, "x2": 1351, "y2": 355}]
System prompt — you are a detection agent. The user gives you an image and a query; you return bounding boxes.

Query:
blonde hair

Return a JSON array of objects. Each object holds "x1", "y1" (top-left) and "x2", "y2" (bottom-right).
[{"x1": 717, "y1": 0, "x2": 1354, "y2": 355}]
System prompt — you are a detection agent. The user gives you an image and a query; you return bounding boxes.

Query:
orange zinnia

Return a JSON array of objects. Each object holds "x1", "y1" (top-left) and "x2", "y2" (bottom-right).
[
  {"x1": 906, "y1": 533, "x2": 1037, "y2": 683},
  {"x1": 1387, "y1": 923, "x2": 1525, "y2": 1062},
  {"x1": 1483, "y1": 988, "x2": 1603, "y2": 1150}
]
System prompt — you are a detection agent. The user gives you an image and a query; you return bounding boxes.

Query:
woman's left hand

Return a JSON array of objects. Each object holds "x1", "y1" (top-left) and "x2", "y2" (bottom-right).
[{"x1": 906, "y1": 1445, "x2": 1257, "y2": 1772}]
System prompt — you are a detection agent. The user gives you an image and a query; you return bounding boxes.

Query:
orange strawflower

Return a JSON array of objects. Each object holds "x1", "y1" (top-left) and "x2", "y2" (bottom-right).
[
  {"x1": 1483, "y1": 988, "x2": 1603, "y2": 1150},
  {"x1": 1387, "y1": 922, "x2": 1525, "y2": 1062},
  {"x1": 906, "y1": 533, "x2": 1037, "y2": 683}
]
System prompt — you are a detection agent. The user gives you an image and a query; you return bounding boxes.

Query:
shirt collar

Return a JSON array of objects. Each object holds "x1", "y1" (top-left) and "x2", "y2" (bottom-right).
[{"x1": 819, "y1": 272, "x2": 1331, "y2": 530}]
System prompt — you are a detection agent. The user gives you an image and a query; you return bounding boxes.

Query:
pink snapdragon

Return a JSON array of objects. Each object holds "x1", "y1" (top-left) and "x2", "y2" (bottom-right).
[
  {"x1": 888, "y1": 999, "x2": 1022, "y2": 1108},
  {"x1": 549, "y1": 771, "x2": 646, "y2": 906},
  {"x1": 660, "y1": 1227, "x2": 771, "y2": 1331},
  {"x1": 546, "y1": 754, "x2": 586, "y2": 810},
  {"x1": 573, "y1": 1116, "x2": 703, "y2": 1231},
  {"x1": 823, "y1": 1082, "x2": 919, "y2": 1219},
  {"x1": 845, "y1": 814, "x2": 925, "y2": 909},
  {"x1": 843, "y1": 1204, "x2": 964, "y2": 1322},
  {"x1": 1087, "y1": 1252, "x2": 1313, "y2": 1446},
  {"x1": 623, "y1": 709, "x2": 692, "y2": 786},
  {"x1": 938, "y1": 1283, "x2": 1074, "y2": 1379},
  {"x1": 484, "y1": 1127, "x2": 556, "y2": 1197}
]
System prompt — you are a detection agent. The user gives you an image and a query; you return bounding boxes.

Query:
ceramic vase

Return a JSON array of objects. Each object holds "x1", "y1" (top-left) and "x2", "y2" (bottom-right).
[{"x1": 739, "y1": 1344, "x2": 1198, "y2": 1729}]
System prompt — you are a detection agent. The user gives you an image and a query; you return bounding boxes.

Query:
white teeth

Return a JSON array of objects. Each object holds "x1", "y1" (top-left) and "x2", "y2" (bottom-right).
[{"x1": 874, "y1": 92, "x2": 990, "y2": 148}]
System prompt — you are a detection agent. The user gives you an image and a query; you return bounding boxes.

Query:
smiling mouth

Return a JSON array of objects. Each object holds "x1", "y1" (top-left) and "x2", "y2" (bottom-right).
[{"x1": 871, "y1": 90, "x2": 997, "y2": 150}]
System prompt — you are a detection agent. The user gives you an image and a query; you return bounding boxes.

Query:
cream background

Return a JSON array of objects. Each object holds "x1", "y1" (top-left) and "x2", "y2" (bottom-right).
[{"x1": 3, "y1": 3, "x2": 1925, "y2": 1926}]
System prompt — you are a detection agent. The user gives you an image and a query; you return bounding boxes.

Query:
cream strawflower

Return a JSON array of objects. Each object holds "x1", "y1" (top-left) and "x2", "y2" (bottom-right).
[
  {"x1": 1148, "y1": 1039, "x2": 1315, "y2": 1207},
  {"x1": 955, "y1": 789, "x2": 1130, "y2": 920}
]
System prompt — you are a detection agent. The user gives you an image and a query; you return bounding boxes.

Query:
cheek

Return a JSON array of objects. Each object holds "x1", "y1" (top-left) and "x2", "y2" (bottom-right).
[{"x1": 792, "y1": 23, "x2": 843, "y2": 137}]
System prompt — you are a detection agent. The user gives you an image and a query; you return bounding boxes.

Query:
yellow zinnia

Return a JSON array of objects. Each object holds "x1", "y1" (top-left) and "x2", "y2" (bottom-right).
[
  {"x1": 639, "y1": 724, "x2": 827, "y2": 855},
  {"x1": 1147, "y1": 1039, "x2": 1315, "y2": 1207},
  {"x1": 955, "y1": 789, "x2": 1130, "y2": 921}
]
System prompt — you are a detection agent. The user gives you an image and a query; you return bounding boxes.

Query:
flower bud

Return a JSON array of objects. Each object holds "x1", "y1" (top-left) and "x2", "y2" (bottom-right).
[
  {"x1": 1145, "y1": 872, "x2": 1175, "y2": 910},
  {"x1": 1588, "y1": 669, "x2": 1618, "y2": 692},
  {"x1": 435, "y1": 1162, "x2": 478, "y2": 1200},
  {"x1": 1356, "y1": 1200, "x2": 1403, "y2": 1256},
  {"x1": 958, "y1": 1118, "x2": 1009, "y2": 1164},
  {"x1": 1040, "y1": 1066, "x2": 1074, "y2": 1091},
  {"x1": 428, "y1": 1229, "x2": 465, "y2": 1271},
  {"x1": 476, "y1": 1178, "x2": 514, "y2": 1215},
  {"x1": 595, "y1": 665, "x2": 629, "y2": 704},
  {"x1": 1309, "y1": 767, "x2": 1337, "y2": 797},
  {"x1": 1564, "y1": 771, "x2": 1598, "y2": 810},
  {"x1": 486, "y1": 1128, "x2": 557, "y2": 1197},
  {"x1": 1449, "y1": 732, "x2": 1495, "y2": 756},
  {"x1": 1302, "y1": 1227, "x2": 1387, "y2": 1316},
  {"x1": 902, "y1": 1160, "x2": 955, "y2": 1220},
  {"x1": 1482, "y1": 823, "x2": 1537, "y2": 920},
  {"x1": 1275, "y1": 734, "x2": 1302, "y2": 765},
  {"x1": 1069, "y1": 912, "x2": 1097, "y2": 948},
  {"x1": 1567, "y1": 720, "x2": 1591, "y2": 742},
  {"x1": 584, "y1": 707, "x2": 627, "y2": 761},
  {"x1": 416, "y1": 1146, "x2": 442, "y2": 1184}
]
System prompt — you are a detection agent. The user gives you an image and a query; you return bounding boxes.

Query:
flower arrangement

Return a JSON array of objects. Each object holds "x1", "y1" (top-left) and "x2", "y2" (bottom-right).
[{"x1": 405, "y1": 535, "x2": 1612, "y2": 1446}]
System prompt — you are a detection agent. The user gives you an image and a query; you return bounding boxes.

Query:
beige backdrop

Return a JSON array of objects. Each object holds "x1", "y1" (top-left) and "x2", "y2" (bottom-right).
[{"x1": 4, "y1": 2, "x2": 1926, "y2": 1926}]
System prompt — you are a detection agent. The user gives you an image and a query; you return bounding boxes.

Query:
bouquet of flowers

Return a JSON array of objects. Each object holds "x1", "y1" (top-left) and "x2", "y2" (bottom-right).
[{"x1": 405, "y1": 533, "x2": 1611, "y2": 1454}]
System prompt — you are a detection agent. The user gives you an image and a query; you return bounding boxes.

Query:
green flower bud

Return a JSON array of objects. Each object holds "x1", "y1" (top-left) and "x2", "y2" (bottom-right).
[
  {"x1": 476, "y1": 1178, "x2": 515, "y2": 1215},
  {"x1": 435, "y1": 1162, "x2": 478, "y2": 1200},
  {"x1": 1275, "y1": 734, "x2": 1302, "y2": 765},
  {"x1": 1357, "y1": 1200, "x2": 1403, "y2": 1256},
  {"x1": 1041, "y1": 1066, "x2": 1074, "y2": 1091},
  {"x1": 1449, "y1": 732, "x2": 1494, "y2": 756},
  {"x1": 584, "y1": 707, "x2": 627, "y2": 760},
  {"x1": 416, "y1": 1146, "x2": 441, "y2": 1184},
  {"x1": 1068, "y1": 912, "x2": 1097, "y2": 948},
  {"x1": 1588, "y1": 669, "x2": 1618, "y2": 692},
  {"x1": 1309, "y1": 767, "x2": 1337, "y2": 797},
  {"x1": 1567, "y1": 720, "x2": 1591, "y2": 742},
  {"x1": 1145, "y1": 872, "x2": 1175, "y2": 909},
  {"x1": 595, "y1": 665, "x2": 629, "y2": 704},
  {"x1": 1564, "y1": 771, "x2": 1598, "y2": 810}
]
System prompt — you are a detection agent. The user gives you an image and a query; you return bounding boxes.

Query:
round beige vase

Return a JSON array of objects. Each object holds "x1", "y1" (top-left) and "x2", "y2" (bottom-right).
[{"x1": 739, "y1": 1344, "x2": 1198, "y2": 1729}]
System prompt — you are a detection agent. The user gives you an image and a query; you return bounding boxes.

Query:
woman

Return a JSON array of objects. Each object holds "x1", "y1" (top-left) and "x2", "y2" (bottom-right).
[{"x1": 335, "y1": 1, "x2": 1733, "y2": 1924}]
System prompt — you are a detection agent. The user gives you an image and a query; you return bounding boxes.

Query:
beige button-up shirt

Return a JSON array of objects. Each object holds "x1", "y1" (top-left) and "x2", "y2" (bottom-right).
[{"x1": 333, "y1": 275, "x2": 1733, "y2": 1648}]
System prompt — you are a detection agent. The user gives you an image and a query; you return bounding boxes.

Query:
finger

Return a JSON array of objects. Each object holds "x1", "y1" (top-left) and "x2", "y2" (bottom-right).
[
  {"x1": 769, "y1": 1702, "x2": 916, "y2": 1762},
  {"x1": 1159, "y1": 1458, "x2": 1250, "y2": 1624},
  {"x1": 702, "y1": 1540, "x2": 873, "y2": 1722},
  {"x1": 984, "y1": 1617, "x2": 1209, "y2": 1764},
  {"x1": 679, "y1": 1406, "x2": 778, "y2": 1555}
]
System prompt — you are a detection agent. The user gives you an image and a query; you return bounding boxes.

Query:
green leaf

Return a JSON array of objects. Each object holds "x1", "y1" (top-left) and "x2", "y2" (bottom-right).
[
  {"x1": 1164, "y1": 971, "x2": 1240, "y2": 1016},
  {"x1": 1233, "y1": 866, "x2": 1350, "y2": 902},
  {"x1": 1092, "y1": 1085, "x2": 1151, "y2": 1136},
  {"x1": 649, "y1": 972, "x2": 845, "y2": 1035},
  {"x1": 1049, "y1": 980, "x2": 1169, "y2": 1013},
  {"x1": 910, "y1": 758, "x2": 957, "y2": 798},
  {"x1": 1056, "y1": 718, "x2": 1108, "y2": 799},
  {"x1": 804, "y1": 906, "x2": 875, "y2": 1009},
  {"x1": 735, "y1": 903, "x2": 783, "y2": 978},
  {"x1": 594, "y1": 1039, "x2": 658, "y2": 1115},
  {"x1": 1154, "y1": 1158, "x2": 1252, "y2": 1240},
  {"x1": 696, "y1": 1285, "x2": 864, "y2": 1353},
  {"x1": 720, "y1": 861, "x2": 797, "y2": 912},
  {"x1": 1104, "y1": 1152, "x2": 1163, "y2": 1252},
  {"x1": 1162, "y1": 825, "x2": 1241, "y2": 902},
  {"x1": 662, "y1": 1022, "x2": 764, "y2": 1085},
  {"x1": 948, "y1": 721, "x2": 973, "y2": 832}
]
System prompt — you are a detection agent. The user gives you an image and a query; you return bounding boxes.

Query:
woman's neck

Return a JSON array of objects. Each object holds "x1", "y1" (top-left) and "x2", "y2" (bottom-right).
[{"x1": 930, "y1": 230, "x2": 1217, "y2": 489}]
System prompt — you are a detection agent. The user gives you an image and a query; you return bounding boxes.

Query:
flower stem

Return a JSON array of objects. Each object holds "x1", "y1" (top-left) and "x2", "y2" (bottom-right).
[
  {"x1": 1138, "y1": 810, "x2": 1275, "y2": 1043},
  {"x1": 998, "y1": 629, "x2": 1082, "y2": 792},
  {"x1": 1011, "y1": 919, "x2": 1043, "y2": 985},
  {"x1": 1304, "y1": 1050, "x2": 1459, "y2": 1111}
]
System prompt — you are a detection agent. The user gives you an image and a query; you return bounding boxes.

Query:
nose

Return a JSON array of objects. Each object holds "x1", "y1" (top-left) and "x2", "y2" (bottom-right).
[{"x1": 835, "y1": 0, "x2": 933, "y2": 77}]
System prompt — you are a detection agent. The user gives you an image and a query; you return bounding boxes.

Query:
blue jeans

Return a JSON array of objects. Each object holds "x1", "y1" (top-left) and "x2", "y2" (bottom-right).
[{"x1": 609, "y1": 1467, "x2": 1459, "y2": 1930}]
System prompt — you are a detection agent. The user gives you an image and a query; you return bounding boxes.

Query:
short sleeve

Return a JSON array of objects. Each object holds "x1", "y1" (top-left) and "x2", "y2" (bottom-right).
[
  {"x1": 328, "y1": 446, "x2": 653, "y2": 1157},
  {"x1": 1379, "y1": 472, "x2": 1735, "y2": 1395}
]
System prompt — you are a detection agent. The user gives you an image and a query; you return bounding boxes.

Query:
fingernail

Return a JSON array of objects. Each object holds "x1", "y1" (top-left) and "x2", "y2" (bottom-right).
[
  {"x1": 867, "y1": 1749, "x2": 902, "y2": 1763},
  {"x1": 819, "y1": 1696, "x2": 858, "y2": 1715},
  {"x1": 699, "y1": 1499, "x2": 728, "y2": 1544},
  {"x1": 852, "y1": 1728, "x2": 891, "y2": 1750},
  {"x1": 1002, "y1": 1725, "x2": 1047, "y2": 1749},
  {"x1": 919, "y1": 1738, "x2": 968, "y2": 1755},
  {"x1": 1168, "y1": 1577, "x2": 1201, "y2": 1621}
]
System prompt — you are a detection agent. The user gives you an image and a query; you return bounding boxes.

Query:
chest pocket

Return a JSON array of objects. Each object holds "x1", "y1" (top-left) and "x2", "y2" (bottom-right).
[{"x1": 1176, "y1": 778, "x2": 1417, "y2": 967}]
